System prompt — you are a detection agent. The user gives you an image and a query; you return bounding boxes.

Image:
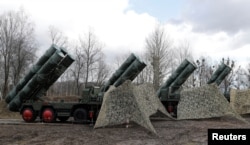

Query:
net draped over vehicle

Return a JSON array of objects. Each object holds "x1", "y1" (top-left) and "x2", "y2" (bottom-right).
[
  {"x1": 177, "y1": 83, "x2": 245, "y2": 123},
  {"x1": 230, "y1": 89, "x2": 250, "y2": 115},
  {"x1": 94, "y1": 80, "x2": 174, "y2": 134}
]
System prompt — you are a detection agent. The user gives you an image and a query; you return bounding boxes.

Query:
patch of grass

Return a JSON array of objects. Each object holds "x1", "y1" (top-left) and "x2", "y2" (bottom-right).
[{"x1": 0, "y1": 100, "x2": 21, "y2": 119}]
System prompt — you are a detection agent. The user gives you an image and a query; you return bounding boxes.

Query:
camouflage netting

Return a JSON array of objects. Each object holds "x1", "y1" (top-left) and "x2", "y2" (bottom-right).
[
  {"x1": 177, "y1": 84, "x2": 245, "y2": 122},
  {"x1": 94, "y1": 80, "x2": 173, "y2": 134},
  {"x1": 230, "y1": 89, "x2": 250, "y2": 114}
]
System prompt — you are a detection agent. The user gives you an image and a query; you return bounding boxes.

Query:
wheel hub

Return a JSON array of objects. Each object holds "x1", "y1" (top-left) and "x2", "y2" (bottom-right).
[{"x1": 22, "y1": 109, "x2": 33, "y2": 122}]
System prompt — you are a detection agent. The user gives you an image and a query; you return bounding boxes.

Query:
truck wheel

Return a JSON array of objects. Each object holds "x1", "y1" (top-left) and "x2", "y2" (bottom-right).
[
  {"x1": 95, "y1": 110, "x2": 100, "y2": 120},
  {"x1": 73, "y1": 108, "x2": 87, "y2": 123},
  {"x1": 58, "y1": 117, "x2": 69, "y2": 122},
  {"x1": 22, "y1": 108, "x2": 36, "y2": 122},
  {"x1": 42, "y1": 108, "x2": 56, "y2": 123}
]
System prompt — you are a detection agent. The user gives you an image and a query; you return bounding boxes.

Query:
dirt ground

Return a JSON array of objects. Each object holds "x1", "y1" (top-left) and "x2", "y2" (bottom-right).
[{"x1": 1, "y1": 100, "x2": 250, "y2": 145}]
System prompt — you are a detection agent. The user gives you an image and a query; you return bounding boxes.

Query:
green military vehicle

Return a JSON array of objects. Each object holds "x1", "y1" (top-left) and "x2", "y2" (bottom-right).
[
  {"x1": 157, "y1": 59, "x2": 197, "y2": 115},
  {"x1": 157, "y1": 60, "x2": 232, "y2": 116},
  {"x1": 5, "y1": 45, "x2": 146, "y2": 123},
  {"x1": 207, "y1": 63, "x2": 232, "y2": 101}
]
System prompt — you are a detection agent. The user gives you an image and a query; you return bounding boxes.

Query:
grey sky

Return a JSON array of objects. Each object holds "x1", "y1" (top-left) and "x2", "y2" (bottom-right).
[
  {"x1": 0, "y1": 0, "x2": 249, "y2": 66},
  {"x1": 182, "y1": 0, "x2": 250, "y2": 34}
]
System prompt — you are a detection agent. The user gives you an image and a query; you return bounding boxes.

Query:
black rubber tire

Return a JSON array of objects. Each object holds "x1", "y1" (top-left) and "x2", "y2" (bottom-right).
[
  {"x1": 95, "y1": 110, "x2": 100, "y2": 121},
  {"x1": 73, "y1": 108, "x2": 87, "y2": 123}
]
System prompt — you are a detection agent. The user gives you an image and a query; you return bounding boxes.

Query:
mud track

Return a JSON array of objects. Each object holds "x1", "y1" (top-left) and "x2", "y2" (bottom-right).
[{"x1": 0, "y1": 116, "x2": 250, "y2": 145}]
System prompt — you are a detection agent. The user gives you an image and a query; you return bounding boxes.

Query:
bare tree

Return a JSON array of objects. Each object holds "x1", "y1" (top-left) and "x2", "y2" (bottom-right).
[
  {"x1": 48, "y1": 25, "x2": 68, "y2": 48},
  {"x1": 79, "y1": 30, "x2": 103, "y2": 87},
  {"x1": 94, "y1": 52, "x2": 110, "y2": 86},
  {"x1": 10, "y1": 10, "x2": 37, "y2": 85},
  {"x1": 69, "y1": 30, "x2": 106, "y2": 94},
  {"x1": 230, "y1": 66, "x2": 246, "y2": 90},
  {"x1": 0, "y1": 9, "x2": 37, "y2": 97},
  {"x1": 195, "y1": 57, "x2": 214, "y2": 87},
  {"x1": 247, "y1": 63, "x2": 250, "y2": 88},
  {"x1": 0, "y1": 12, "x2": 15, "y2": 97},
  {"x1": 174, "y1": 40, "x2": 194, "y2": 64},
  {"x1": 72, "y1": 44, "x2": 85, "y2": 95},
  {"x1": 145, "y1": 25, "x2": 173, "y2": 90}
]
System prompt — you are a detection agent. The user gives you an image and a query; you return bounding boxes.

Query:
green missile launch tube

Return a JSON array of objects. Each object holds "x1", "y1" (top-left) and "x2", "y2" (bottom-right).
[
  {"x1": 169, "y1": 63, "x2": 197, "y2": 92},
  {"x1": 211, "y1": 65, "x2": 231, "y2": 85},
  {"x1": 113, "y1": 58, "x2": 146, "y2": 87},
  {"x1": 101, "y1": 53, "x2": 137, "y2": 92},
  {"x1": 160, "y1": 59, "x2": 190, "y2": 90},
  {"x1": 8, "y1": 50, "x2": 65, "y2": 111},
  {"x1": 207, "y1": 63, "x2": 227, "y2": 84},
  {"x1": 157, "y1": 59, "x2": 196, "y2": 97},
  {"x1": 5, "y1": 45, "x2": 59, "y2": 103}
]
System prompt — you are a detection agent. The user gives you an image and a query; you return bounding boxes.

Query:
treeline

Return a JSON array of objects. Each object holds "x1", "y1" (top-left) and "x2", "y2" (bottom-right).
[{"x1": 1, "y1": 9, "x2": 250, "y2": 99}]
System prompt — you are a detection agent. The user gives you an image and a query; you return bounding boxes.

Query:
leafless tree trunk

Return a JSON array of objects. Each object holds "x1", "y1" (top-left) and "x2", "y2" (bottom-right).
[
  {"x1": 145, "y1": 25, "x2": 173, "y2": 91},
  {"x1": 72, "y1": 45, "x2": 85, "y2": 95},
  {"x1": 247, "y1": 64, "x2": 250, "y2": 88},
  {"x1": 48, "y1": 25, "x2": 68, "y2": 48},
  {"x1": 174, "y1": 40, "x2": 194, "y2": 64},
  {"x1": 195, "y1": 56, "x2": 214, "y2": 87},
  {"x1": 63, "y1": 70, "x2": 74, "y2": 96},
  {"x1": 95, "y1": 52, "x2": 110, "y2": 86},
  {"x1": 0, "y1": 12, "x2": 15, "y2": 98},
  {"x1": 79, "y1": 30, "x2": 102, "y2": 87},
  {"x1": 11, "y1": 10, "x2": 37, "y2": 85},
  {"x1": 0, "y1": 9, "x2": 37, "y2": 98}
]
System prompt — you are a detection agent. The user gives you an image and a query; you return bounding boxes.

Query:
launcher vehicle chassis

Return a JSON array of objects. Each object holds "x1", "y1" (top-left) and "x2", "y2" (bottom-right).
[{"x1": 20, "y1": 99, "x2": 102, "y2": 123}]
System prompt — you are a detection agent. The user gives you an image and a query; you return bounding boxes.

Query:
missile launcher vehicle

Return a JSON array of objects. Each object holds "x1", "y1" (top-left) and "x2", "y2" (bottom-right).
[
  {"x1": 157, "y1": 60, "x2": 232, "y2": 116},
  {"x1": 207, "y1": 63, "x2": 232, "y2": 101},
  {"x1": 6, "y1": 45, "x2": 146, "y2": 123},
  {"x1": 157, "y1": 59, "x2": 197, "y2": 116}
]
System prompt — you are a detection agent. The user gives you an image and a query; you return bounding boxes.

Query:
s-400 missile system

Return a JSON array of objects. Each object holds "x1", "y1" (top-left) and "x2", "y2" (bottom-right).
[{"x1": 5, "y1": 45, "x2": 146, "y2": 123}]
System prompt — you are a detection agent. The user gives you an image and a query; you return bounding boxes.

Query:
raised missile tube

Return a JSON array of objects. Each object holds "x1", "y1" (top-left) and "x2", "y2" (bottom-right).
[
  {"x1": 113, "y1": 57, "x2": 146, "y2": 87},
  {"x1": 170, "y1": 63, "x2": 197, "y2": 91},
  {"x1": 7, "y1": 45, "x2": 75, "y2": 111},
  {"x1": 157, "y1": 59, "x2": 197, "y2": 101},
  {"x1": 5, "y1": 45, "x2": 60, "y2": 103},
  {"x1": 207, "y1": 63, "x2": 232, "y2": 85},
  {"x1": 101, "y1": 53, "x2": 146, "y2": 92},
  {"x1": 43, "y1": 53, "x2": 75, "y2": 91},
  {"x1": 160, "y1": 59, "x2": 190, "y2": 90}
]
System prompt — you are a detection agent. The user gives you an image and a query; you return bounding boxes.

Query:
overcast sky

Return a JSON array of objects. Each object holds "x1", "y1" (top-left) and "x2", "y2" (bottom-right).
[{"x1": 0, "y1": 0, "x2": 250, "y2": 67}]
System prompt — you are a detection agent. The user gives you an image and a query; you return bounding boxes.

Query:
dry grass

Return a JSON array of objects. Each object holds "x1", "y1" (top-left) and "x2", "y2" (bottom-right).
[{"x1": 0, "y1": 100, "x2": 21, "y2": 119}]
